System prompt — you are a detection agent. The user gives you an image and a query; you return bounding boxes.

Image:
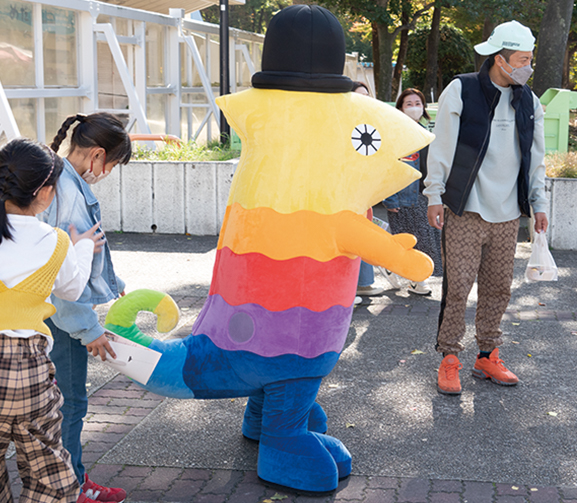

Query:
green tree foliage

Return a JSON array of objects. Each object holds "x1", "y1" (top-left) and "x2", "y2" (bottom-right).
[
  {"x1": 201, "y1": 0, "x2": 291, "y2": 34},
  {"x1": 343, "y1": 18, "x2": 373, "y2": 61},
  {"x1": 317, "y1": 0, "x2": 434, "y2": 101},
  {"x1": 201, "y1": 1, "x2": 372, "y2": 61},
  {"x1": 447, "y1": 0, "x2": 544, "y2": 50},
  {"x1": 405, "y1": 24, "x2": 475, "y2": 94}
]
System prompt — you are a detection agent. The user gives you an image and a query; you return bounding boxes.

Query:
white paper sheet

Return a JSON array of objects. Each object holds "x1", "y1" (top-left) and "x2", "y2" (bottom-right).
[{"x1": 98, "y1": 341, "x2": 162, "y2": 385}]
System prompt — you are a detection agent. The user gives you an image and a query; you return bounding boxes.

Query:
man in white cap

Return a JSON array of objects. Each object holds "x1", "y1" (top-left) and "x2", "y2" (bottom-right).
[{"x1": 423, "y1": 20, "x2": 549, "y2": 395}]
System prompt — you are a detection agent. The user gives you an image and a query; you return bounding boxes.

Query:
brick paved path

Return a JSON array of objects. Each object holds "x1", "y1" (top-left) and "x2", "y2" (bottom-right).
[
  {"x1": 5, "y1": 295, "x2": 577, "y2": 502},
  {"x1": 7, "y1": 389, "x2": 577, "y2": 503},
  {"x1": 7, "y1": 370, "x2": 577, "y2": 503}
]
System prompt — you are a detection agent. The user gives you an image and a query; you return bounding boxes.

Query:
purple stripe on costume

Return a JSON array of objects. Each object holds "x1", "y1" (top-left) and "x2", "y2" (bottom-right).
[{"x1": 191, "y1": 294, "x2": 353, "y2": 358}]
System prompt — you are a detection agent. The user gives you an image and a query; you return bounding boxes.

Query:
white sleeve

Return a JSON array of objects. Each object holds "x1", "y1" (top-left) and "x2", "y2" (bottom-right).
[
  {"x1": 423, "y1": 79, "x2": 463, "y2": 206},
  {"x1": 52, "y1": 238, "x2": 95, "y2": 301},
  {"x1": 528, "y1": 93, "x2": 548, "y2": 214}
]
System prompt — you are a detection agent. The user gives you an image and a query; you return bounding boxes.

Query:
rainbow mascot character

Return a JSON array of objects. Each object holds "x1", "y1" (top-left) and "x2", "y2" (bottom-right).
[{"x1": 106, "y1": 5, "x2": 434, "y2": 493}]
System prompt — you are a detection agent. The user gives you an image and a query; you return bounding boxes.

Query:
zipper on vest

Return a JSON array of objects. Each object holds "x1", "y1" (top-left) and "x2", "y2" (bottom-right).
[{"x1": 457, "y1": 91, "x2": 500, "y2": 215}]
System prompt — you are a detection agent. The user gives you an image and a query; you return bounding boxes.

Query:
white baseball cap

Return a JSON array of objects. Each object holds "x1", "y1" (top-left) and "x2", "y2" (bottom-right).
[{"x1": 474, "y1": 20, "x2": 535, "y2": 55}]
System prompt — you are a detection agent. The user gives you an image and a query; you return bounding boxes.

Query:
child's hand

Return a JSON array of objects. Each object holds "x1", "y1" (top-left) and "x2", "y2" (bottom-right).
[
  {"x1": 69, "y1": 222, "x2": 106, "y2": 253},
  {"x1": 86, "y1": 333, "x2": 117, "y2": 361}
]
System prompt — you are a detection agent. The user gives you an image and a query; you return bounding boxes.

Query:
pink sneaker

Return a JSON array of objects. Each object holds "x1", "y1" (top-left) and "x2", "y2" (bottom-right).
[{"x1": 81, "y1": 475, "x2": 126, "y2": 503}]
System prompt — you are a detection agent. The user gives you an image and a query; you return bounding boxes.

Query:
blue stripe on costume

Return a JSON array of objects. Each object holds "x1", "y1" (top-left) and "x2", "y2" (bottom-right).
[{"x1": 142, "y1": 335, "x2": 340, "y2": 399}]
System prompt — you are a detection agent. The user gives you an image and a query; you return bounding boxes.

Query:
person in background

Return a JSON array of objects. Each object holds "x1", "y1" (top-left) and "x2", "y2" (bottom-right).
[
  {"x1": 423, "y1": 21, "x2": 548, "y2": 395},
  {"x1": 352, "y1": 81, "x2": 386, "y2": 298},
  {"x1": 383, "y1": 88, "x2": 443, "y2": 296},
  {"x1": 41, "y1": 113, "x2": 132, "y2": 503}
]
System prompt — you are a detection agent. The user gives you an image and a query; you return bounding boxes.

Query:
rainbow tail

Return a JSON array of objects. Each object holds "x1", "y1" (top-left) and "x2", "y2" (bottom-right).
[{"x1": 104, "y1": 289, "x2": 195, "y2": 398}]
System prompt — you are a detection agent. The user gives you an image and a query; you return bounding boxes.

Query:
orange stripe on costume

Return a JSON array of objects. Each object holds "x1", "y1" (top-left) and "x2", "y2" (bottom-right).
[
  {"x1": 217, "y1": 203, "x2": 360, "y2": 261},
  {"x1": 217, "y1": 203, "x2": 434, "y2": 282}
]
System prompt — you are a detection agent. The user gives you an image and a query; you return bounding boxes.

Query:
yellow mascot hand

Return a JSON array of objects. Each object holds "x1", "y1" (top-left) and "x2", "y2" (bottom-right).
[
  {"x1": 336, "y1": 212, "x2": 434, "y2": 282},
  {"x1": 392, "y1": 233, "x2": 418, "y2": 250}
]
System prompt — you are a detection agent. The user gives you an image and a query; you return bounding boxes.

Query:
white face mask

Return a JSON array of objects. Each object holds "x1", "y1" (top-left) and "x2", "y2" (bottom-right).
[
  {"x1": 500, "y1": 58, "x2": 533, "y2": 86},
  {"x1": 82, "y1": 169, "x2": 110, "y2": 185},
  {"x1": 404, "y1": 106, "x2": 424, "y2": 122}
]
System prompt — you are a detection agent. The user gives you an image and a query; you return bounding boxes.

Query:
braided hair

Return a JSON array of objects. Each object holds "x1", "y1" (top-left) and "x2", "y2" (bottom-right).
[
  {"x1": 0, "y1": 138, "x2": 63, "y2": 244},
  {"x1": 51, "y1": 112, "x2": 131, "y2": 166}
]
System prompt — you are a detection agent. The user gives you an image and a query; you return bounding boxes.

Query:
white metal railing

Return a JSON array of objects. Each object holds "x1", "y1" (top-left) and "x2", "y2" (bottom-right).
[
  {"x1": 94, "y1": 21, "x2": 151, "y2": 134},
  {"x1": 0, "y1": 0, "x2": 266, "y2": 144}
]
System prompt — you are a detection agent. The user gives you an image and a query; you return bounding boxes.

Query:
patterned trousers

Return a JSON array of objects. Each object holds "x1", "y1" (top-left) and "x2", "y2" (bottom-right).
[
  {"x1": 0, "y1": 335, "x2": 79, "y2": 503},
  {"x1": 436, "y1": 210, "x2": 519, "y2": 355}
]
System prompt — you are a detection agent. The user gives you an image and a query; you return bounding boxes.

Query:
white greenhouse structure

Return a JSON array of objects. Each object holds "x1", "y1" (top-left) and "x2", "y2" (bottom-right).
[{"x1": 0, "y1": 0, "x2": 370, "y2": 145}]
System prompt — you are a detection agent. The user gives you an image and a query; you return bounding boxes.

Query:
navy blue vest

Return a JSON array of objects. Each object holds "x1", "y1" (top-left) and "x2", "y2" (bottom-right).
[{"x1": 442, "y1": 59, "x2": 535, "y2": 217}]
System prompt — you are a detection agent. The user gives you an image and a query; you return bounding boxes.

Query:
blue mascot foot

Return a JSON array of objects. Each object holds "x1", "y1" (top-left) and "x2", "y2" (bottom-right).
[
  {"x1": 311, "y1": 432, "x2": 351, "y2": 479},
  {"x1": 243, "y1": 399, "x2": 328, "y2": 442},
  {"x1": 242, "y1": 395, "x2": 263, "y2": 442},
  {"x1": 257, "y1": 432, "x2": 348, "y2": 492}
]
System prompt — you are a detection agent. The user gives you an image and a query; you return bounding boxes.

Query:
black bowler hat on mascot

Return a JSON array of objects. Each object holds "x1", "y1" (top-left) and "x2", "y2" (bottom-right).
[{"x1": 251, "y1": 4, "x2": 354, "y2": 93}]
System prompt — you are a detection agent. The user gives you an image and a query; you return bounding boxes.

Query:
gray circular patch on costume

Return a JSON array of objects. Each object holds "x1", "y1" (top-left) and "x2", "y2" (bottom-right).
[{"x1": 228, "y1": 312, "x2": 255, "y2": 343}]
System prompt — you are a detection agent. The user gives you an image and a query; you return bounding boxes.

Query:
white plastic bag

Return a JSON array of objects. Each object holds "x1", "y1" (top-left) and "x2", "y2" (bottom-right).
[{"x1": 525, "y1": 232, "x2": 558, "y2": 282}]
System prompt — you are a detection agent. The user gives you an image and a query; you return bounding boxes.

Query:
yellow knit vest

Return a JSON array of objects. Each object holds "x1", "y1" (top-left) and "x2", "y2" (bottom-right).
[{"x1": 0, "y1": 228, "x2": 70, "y2": 338}]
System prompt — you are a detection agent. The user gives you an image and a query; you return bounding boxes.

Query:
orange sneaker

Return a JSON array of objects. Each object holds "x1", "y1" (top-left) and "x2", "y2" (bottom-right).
[
  {"x1": 472, "y1": 348, "x2": 518, "y2": 386},
  {"x1": 438, "y1": 354, "x2": 462, "y2": 395}
]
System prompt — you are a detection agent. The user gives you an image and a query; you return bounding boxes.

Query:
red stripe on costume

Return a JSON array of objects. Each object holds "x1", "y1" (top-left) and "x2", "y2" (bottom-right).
[{"x1": 210, "y1": 247, "x2": 359, "y2": 312}]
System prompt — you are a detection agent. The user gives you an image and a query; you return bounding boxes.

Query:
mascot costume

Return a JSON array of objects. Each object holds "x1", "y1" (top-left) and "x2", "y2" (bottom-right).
[{"x1": 105, "y1": 5, "x2": 434, "y2": 493}]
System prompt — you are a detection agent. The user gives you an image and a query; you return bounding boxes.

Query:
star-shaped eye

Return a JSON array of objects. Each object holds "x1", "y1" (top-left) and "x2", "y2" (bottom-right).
[{"x1": 351, "y1": 124, "x2": 381, "y2": 156}]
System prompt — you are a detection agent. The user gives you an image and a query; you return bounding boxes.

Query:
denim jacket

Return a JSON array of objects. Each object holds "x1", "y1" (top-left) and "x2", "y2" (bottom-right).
[
  {"x1": 39, "y1": 159, "x2": 125, "y2": 345},
  {"x1": 383, "y1": 153, "x2": 421, "y2": 209}
]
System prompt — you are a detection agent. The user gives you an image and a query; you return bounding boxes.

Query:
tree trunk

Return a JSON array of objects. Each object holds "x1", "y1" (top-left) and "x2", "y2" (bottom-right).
[
  {"x1": 562, "y1": 32, "x2": 576, "y2": 88},
  {"x1": 423, "y1": 2, "x2": 441, "y2": 102},
  {"x1": 375, "y1": 23, "x2": 396, "y2": 102},
  {"x1": 533, "y1": 0, "x2": 575, "y2": 97},
  {"x1": 475, "y1": 16, "x2": 496, "y2": 71},
  {"x1": 392, "y1": 8, "x2": 410, "y2": 100},
  {"x1": 257, "y1": 7, "x2": 264, "y2": 33},
  {"x1": 372, "y1": 22, "x2": 380, "y2": 98}
]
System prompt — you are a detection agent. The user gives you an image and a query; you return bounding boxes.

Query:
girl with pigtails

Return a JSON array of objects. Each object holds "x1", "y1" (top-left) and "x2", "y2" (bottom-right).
[
  {"x1": 41, "y1": 113, "x2": 132, "y2": 503},
  {"x1": 0, "y1": 138, "x2": 104, "y2": 503}
]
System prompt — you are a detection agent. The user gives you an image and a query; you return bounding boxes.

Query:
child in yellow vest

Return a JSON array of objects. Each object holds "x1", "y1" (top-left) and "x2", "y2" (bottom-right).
[{"x1": 0, "y1": 139, "x2": 104, "y2": 503}]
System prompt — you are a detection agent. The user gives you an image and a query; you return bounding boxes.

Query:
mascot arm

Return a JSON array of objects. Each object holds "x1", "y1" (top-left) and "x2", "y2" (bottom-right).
[{"x1": 336, "y1": 212, "x2": 434, "y2": 282}]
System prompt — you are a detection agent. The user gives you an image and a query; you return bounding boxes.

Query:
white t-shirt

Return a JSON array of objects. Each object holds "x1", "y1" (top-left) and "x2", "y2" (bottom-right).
[
  {"x1": 0, "y1": 214, "x2": 94, "y2": 352},
  {"x1": 464, "y1": 83, "x2": 521, "y2": 221}
]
